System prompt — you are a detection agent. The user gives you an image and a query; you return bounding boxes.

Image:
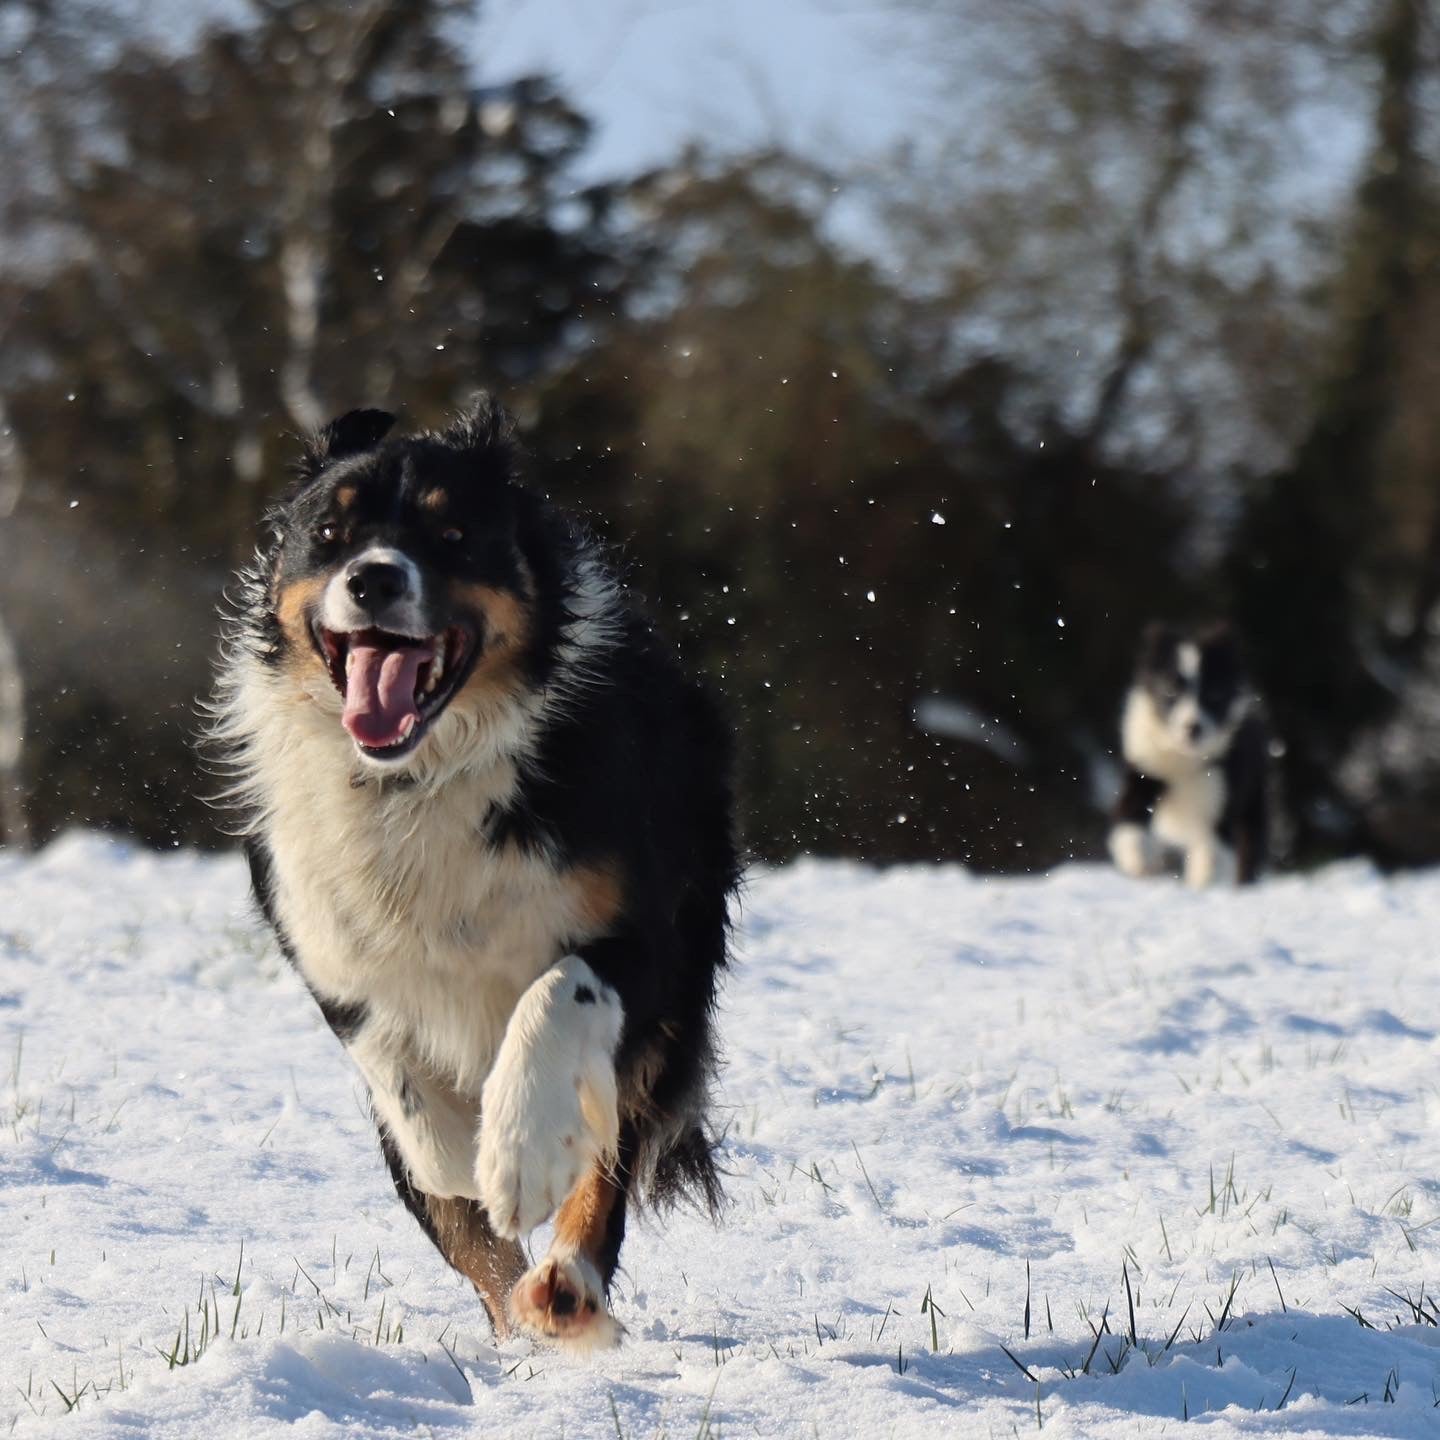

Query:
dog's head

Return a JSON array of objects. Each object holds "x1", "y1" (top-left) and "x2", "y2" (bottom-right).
[
  {"x1": 261, "y1": 396, "x2": 561, "y2": 771},
  {"x1": 1130, "y1": 621, "x2": 1250, "y2": 763}
]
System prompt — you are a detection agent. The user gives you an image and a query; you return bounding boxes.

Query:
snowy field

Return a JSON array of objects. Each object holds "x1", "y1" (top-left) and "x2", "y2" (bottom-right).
[{"x1": 6, "y1": 837, "x2": 1440, "y2": 1437}]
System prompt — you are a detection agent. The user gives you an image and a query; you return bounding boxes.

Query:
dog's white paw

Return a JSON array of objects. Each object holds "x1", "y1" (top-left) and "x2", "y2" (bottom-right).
[
  {"x1": 477, "y1": 957, "x2": 622, "y2": 1238},
  {"x1": 508, "y1": 1253, "x2": 623, "y2": 1350},
  {"x1": 477, "y1": 1071, "x2": 600, "y2": 1237},
  {"x1": 1184, "y1": 840, "x2": 1236, "y2": 889},
  {"x1": 1110, "y1": 822, "x2": 1160, "y2": 878}
]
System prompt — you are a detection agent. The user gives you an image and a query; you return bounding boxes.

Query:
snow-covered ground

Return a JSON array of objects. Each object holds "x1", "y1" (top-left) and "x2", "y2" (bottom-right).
[{"x1": 5, "y1": 836, "x2": 1440, "y2": 1437}]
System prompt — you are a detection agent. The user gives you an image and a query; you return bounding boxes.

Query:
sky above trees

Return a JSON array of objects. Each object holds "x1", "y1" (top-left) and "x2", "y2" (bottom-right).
[{"x1": 475, "y1": 0, "x2": 933, "y2": 183}]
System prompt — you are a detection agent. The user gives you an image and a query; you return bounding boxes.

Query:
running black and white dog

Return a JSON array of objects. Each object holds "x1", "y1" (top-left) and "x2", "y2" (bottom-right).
[
  {"x1": 1108, "y1": 622, "x2": 1268, "y2": 887},
  {"x1": 210, "y1": 396, "x2": 738, "y2": 1348}
]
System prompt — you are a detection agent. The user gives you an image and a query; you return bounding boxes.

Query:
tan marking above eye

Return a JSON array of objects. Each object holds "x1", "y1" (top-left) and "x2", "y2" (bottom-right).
[
  {"x1": 419, "y1": 488, "x2": 449, "y2": 513},
  {"x1": 334, "y1": 485, "x2": 357, "y2": 510}
]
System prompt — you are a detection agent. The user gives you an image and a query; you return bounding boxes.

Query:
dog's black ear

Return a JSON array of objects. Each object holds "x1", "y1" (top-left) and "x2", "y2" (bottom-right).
[
  {"x1": 440, "y1": 392, "x2": 519, "y2": 469},
  {"x1": 298, "y1": 408, "x2": 396, "y2": 478},
  {"x1": 1197, "y1": 619, "x2": 1241, "y2": 669},
  {"x1": 1138, "y1": 620, "x2": 1177, "y2": 670}
]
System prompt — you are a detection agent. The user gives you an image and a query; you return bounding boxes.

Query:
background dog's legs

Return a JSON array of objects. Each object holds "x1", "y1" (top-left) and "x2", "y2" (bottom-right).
[
  {"x1": 1232, "y1": 779, "x2": 1269, "y2": 885},
  {"x1": 1184, "y1": 839, "x2": 1236, "y2": 888},
  {"x1": 1110, "y1": 765, "x2": 1165, "y2": 877},
  {"x1": 508, "y1": 1133, "x2": 634, "y2": 1349},
  {"x1": 1235, "y1": 822, "x2": 1263, "y2": 884},
  {"x1": 1109, "y1": 821, "x2": 1161, "y2": 877}
]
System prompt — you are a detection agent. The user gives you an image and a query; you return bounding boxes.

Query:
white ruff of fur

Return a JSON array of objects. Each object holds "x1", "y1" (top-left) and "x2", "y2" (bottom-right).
[
  {"x1": 1121, "y1": 689, "x2": 1245, "y2": 780},
  {"x1": 477, "y1": 955, "x2": 622, "y2": 1238}
]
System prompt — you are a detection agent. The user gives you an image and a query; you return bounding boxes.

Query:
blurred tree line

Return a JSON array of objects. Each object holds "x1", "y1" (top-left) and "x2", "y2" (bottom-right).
[{"x1": 2, "y1": 0, "x2": 1439, "y2": 870}]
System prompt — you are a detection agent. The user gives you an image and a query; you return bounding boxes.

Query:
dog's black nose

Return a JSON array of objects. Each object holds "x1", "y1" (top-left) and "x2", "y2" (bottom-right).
[
  {"x1": 1188, "y1": 720, "x2": 1205, "y2": 743},
  {"x1": 347, "y1": 562, "x2": 407, "y2": 609}
]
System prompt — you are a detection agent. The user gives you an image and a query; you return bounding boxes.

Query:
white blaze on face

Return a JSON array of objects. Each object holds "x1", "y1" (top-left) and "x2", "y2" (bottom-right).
[
  {"x1": 320, "y1": 545, "x2": 427, "y2": 636},
  {"x1": 1164, "y1": 641, "x2": 1207, "y2": 752},
  {"x1": 317, "y1": 545, "x2": 439, "y2": 754}
]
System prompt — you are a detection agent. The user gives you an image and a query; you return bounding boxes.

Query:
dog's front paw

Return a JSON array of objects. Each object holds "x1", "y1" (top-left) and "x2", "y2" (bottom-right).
[
  {"x1": 477, "y1": 1076, "x2": 593, "y2": 1238},
  {"x1": 477, "y1": 1027, "x2": 620, "y2": 1237},
  {"x1": 509, "y1": 1254, "x2": 623, "y2": 1350},
  {"x1": 477, "y1": 957, "x2": 623, "y2": 1237},
  {"x1": 1184, "y1": 840, "x2": 1235, "y2": 890},
  {"x1": 1110, "y1": 822, "x2": 1160, "y2": 878}
]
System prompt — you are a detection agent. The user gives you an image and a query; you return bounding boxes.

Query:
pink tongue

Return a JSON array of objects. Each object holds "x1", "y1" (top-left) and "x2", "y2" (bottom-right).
[{"x1": 341, "y1": 643, "x2": 428, "y2": 748}]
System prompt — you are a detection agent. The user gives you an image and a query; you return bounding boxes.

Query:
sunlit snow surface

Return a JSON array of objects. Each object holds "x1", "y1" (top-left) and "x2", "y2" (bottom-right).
[{"x1": 5, "y1": 835, "x2": 1440, "y2": 1436}]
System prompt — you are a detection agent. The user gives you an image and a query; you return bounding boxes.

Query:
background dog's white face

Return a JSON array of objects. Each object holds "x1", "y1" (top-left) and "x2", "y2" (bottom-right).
[{"x1": 1131, "y1": 625, "x2": 1250, "y2": 765}]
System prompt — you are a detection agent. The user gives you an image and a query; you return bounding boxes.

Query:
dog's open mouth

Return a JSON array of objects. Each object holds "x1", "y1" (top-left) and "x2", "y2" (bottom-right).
[{"x1": 315, "y1": 624, "x2": 475, "y2": 760}]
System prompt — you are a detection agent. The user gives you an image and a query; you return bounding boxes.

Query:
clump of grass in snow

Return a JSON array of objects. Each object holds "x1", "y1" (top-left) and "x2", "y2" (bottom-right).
[
  {"x1": 603, "y1": 1374, "x2": 722, "y2": 1439},
  {"x1": 966, "y1": 1251, "x2": 1440, "y2": 1424},
  {"x1": 12, "y1": 1236, "x2": 435, "y2": 1424}
]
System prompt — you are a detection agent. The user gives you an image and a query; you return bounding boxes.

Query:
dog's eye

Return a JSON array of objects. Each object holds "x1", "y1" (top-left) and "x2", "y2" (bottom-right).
[
  {"x1": 316, "y1": 522, "x2": 339, "y2": 545},
  {"x1": 441, "y1": 527, "x2": 465, "y2": 544}
]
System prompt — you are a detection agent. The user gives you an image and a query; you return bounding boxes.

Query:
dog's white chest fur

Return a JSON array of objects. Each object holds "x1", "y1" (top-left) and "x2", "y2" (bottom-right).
[
  {"x1": 266, "y1": 739, "x2": 575, "y2": 1097},
  {"x1": 1122, "y1": 690, "x2": 1225, "y2": 846},
  {"x1": 1150, "y1": 772, "x2": 1223, "y2": 850},
  {"x1": 217, "y1": 582, "x2": 629, "y2": 1207}
]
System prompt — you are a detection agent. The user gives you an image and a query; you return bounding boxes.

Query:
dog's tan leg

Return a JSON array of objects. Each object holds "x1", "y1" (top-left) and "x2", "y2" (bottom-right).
[
  {"x1": 507, "y1": 1159, "x2": 626, "y2": 1349},
  {"x1": 423, "y1": 1194, "x2": 528, "y2": 1338}
]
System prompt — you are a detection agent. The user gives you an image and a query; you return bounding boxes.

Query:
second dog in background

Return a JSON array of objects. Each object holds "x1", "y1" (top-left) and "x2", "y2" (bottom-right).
[{"x1": 1109, "y1": 622, "x2": 1268, "y2": 888}]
